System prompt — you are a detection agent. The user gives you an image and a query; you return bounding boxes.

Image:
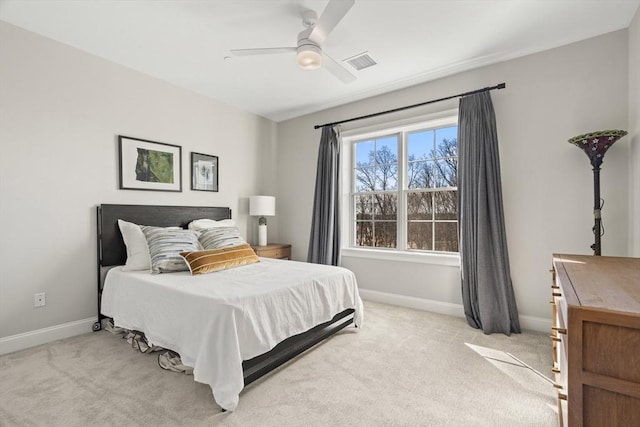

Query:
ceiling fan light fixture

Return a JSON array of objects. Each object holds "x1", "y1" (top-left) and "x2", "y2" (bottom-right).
[{"x1": 296, "y1": 45, "x2": 322, "y2": 70}]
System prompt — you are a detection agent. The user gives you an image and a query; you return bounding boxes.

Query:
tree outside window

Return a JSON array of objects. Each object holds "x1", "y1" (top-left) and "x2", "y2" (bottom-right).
[{"x1": 352, "y1": 123, "x2": 458, "y2": 253}]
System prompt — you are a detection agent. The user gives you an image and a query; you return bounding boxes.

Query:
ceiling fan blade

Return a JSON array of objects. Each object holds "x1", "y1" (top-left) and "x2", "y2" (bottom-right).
[
  {"x1": 309, "y1": 0, "x2": 355, "y2": 44},
  {"x1": 230, "y1": 47, "x2": 296, "y2": 57},
  {"x1": 322, "y1": 51, "x2": 356, "y2": 84}
]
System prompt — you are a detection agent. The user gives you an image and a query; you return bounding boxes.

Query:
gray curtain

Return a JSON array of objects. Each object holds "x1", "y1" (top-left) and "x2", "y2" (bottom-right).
[
  {"x1": 457, "y1": 91, "x2": 521, "y2": 335},
  {"x1": 308, "y1": 126, "x2": 341, "y2": 265}
]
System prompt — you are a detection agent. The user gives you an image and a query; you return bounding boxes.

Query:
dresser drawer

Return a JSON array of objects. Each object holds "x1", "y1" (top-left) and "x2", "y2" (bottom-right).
[
  {"x1": 551, "y1": 254, "x2": 640, "y2": 427},
  {"x1": 551, "y1": 265, "x2": 569, "y2": 427},
  {"x1": 251, "y1": 244, "x2": 292, "y2": 260}
]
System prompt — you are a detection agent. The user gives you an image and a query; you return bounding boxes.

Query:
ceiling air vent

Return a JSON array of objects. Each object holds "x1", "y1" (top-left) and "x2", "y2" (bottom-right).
[{"x1": 344, "y1": 52, "x2": 377, "y2": 71}]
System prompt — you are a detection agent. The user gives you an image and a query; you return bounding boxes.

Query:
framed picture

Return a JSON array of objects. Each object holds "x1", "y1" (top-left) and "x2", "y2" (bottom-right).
[
  {"x1": 191, "y1": 152, "x2": 219, "y2": 192},
  {"x1": 118, "y1": 136, "x2": 182, "y2": 192}
]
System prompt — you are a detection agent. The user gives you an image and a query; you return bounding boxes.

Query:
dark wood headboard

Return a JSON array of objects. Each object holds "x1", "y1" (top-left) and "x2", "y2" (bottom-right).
[{"x1": 97, "y1": 204, "x2": 232, "y2": 267}]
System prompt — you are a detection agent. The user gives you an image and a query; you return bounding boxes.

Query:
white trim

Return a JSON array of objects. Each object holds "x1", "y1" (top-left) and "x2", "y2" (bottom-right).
[
  {"x1": 358, "y1": 289, "x2": 550, "y2": 333},
  {"x1": 518, "y1": 314, "x2": 553, "y2": 334},
  {"x1": 340, "y1": 109, "x2": 459, "y2": 138},
  {"x1": 0, "y1": 317, "x2": 97, "y2": 355},
  {"x1": 359, "y1": 288, "x2": 465, "y2": 317},
  {"x1": 342, "y1": 247, "x2": 461, "y2": 266},
  {"x1": 342, "y1": 111, "x2": 460, "y2": 255}
]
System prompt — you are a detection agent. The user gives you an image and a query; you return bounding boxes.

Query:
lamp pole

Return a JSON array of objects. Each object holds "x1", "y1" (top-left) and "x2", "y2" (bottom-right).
[
  {"x1": 567, "y1": 130, "x2": 627, "y2": 257},
  {"x1": 591, "y1": 166, "x2": 601, "y2": 256}
]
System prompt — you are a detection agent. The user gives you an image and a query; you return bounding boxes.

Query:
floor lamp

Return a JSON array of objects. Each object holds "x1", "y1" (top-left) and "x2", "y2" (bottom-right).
[{"x1": 568, "y1": 129, "x2": 627, "y2": 256}]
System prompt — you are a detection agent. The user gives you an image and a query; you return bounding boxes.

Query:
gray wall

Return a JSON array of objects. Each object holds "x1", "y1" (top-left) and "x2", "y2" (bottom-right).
[
  {"x1": 275, "y1": 30, "x2": 631, "y2": 327},
  {"x1": 0, "y1": 22, "x2": 277, "y2": 339}
]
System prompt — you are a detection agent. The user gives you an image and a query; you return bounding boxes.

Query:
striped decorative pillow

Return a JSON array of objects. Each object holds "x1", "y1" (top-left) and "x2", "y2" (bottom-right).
[
  {"x1": 180, "y1": 243, "x2": 259, "y2": 275},
  {"x1": 141, "y1": 226, "x2": 201, "y2": 274},
  {"x1": 198, "y1": 227, "x2": 246, "y2": 249}
]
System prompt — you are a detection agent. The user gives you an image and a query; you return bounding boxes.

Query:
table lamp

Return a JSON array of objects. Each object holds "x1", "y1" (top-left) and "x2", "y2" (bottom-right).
[{"x1": 249, "y1": 196, "x2": 275, "y2": 246}]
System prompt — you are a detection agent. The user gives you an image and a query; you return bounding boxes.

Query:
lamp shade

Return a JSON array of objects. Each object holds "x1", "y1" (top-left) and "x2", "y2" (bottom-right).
[
  {"x1": 568, "y1": 130, "x2": 627, "y2": 168},
  {"x1": 296, "y1": 45, "x2": 322, "y2": 70},
  {"x1": 249, "y1": 196, "x2": 276, "y2": 216}
]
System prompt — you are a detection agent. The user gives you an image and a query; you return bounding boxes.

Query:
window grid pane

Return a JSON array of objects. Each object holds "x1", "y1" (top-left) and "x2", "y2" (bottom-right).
[
  {"x1": 434, "y1": 221, "x2": 459, "y2": 252},
  {"x1": 375, "y1": 222, "x2": 397, "y2": 248},
  {"x1": 355, "y1": 221, "x2": 373, "y2": 247},
  {"x1": 407, "y1": 191, "x2": 432, "y2": 220},
  {"x1": 434, "y1": 190, "x2": 457, "y2": 220},
  {"x1": 407, "y1": 221, "x2": 433, "y2": 250},
  {"x1": 353, "y1": 193, "x2": 398, "y2": 248}
]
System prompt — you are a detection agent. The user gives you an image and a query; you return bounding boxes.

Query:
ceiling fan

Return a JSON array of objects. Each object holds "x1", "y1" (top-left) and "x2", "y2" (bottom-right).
[{"x1": 230, "y1": 0, "x2": 357, "y2": 83}]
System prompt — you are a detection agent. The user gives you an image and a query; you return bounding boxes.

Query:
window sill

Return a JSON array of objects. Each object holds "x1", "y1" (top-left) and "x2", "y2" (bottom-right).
[{"x1": 341, "y1": 247, "x2": 460, "y2": 267}]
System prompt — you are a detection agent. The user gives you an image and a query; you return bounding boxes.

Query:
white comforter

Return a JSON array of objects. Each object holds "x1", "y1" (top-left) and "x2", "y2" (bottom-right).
[{"x1": 101, "y1": 258, "x2": 363, "y2": 411}]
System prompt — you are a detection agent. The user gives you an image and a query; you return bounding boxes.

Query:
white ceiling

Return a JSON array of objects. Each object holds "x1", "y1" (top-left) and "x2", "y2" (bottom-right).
[{"x1": 1, "y1": 0, "x2": 638, "y2": 122}]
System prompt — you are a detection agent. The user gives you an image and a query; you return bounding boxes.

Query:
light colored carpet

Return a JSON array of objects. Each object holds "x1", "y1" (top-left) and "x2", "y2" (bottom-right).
[{"x1": 0, "y1": 301, "x2": 557, "y2": 426}]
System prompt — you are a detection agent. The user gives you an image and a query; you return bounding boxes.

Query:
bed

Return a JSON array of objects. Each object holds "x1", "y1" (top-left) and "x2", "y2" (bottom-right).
[{"x1": 96, "y1": 204, "x2": 363, "y2": 411}]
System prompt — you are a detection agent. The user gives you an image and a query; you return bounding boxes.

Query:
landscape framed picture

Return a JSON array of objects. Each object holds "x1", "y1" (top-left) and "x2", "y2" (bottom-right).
[
  {"x1": 118, "y1": 135, "x2": 182, "y2": 192},
  {"x1": 191, "y1": 152, "x2": 219, "y2": 192}
]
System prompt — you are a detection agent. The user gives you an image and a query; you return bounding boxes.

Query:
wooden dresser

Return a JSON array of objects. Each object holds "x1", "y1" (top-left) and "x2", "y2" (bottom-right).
[{"x1": 551, "y1": 254, "x2": 640, "y2": 427}]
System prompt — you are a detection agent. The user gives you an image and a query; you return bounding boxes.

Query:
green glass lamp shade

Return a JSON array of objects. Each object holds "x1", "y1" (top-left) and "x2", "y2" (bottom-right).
[{"x1": 568, "y1": 130, "x2": 627, "y2": 168}]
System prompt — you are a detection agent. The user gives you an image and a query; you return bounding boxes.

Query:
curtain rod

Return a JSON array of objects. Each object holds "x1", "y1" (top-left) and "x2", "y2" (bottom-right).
[{"x1": 313, "y1": 82, "x2": 506, "y2": 129}]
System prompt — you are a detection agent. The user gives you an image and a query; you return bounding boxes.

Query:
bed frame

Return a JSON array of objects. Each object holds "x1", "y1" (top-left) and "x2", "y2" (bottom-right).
[{"x1": 96, "y1": 203, "x2": 355, "y2": 387}]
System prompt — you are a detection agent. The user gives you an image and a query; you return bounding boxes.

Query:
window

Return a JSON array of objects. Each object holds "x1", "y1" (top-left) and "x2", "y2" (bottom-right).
[{"x1": 349, "y1": 116, "x2": 458, "y2": 253}]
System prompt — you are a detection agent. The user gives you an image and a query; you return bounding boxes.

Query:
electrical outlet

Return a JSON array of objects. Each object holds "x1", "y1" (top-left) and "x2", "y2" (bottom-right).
[{"x1": 34, "y1": 292, "x2": 46, "y2": 307}]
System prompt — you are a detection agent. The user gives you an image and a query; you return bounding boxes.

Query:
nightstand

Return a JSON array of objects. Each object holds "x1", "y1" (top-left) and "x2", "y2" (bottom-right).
[{"x1": 251, "y1": 243, "x2": 292, "y2": 260}]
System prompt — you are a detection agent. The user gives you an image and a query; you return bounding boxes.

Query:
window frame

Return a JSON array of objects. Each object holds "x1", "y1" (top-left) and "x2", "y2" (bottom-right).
[{"x1": 341, "y1": 110, "x2": 460, "y2": 263}]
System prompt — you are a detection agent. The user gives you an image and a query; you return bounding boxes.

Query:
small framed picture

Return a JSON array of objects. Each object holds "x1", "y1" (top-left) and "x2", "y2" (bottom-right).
[
  {"x1": 191, "y1": 152, "x2": 218, "y2": 192},
  {"x1": 118, "y1": 136, "x2": 182, "y2": 192}
]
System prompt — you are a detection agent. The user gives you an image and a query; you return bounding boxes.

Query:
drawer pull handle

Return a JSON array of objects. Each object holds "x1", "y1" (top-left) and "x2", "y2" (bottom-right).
[
  {"x1": 551, "y1": 284, "x2": 559, "y2": 289},
  {"x1": 552, "y1": 292, "x2": 562, "y2": 297},
  {"x1": 552, "y1": 327, "x2": 567, "y2": 334},
  {"x1": 558, "y1": 392, "x2": 567, "y2": 401},
  {"x1": 553, "y1": 383, "x2": 564, "y2": 389},
  {"x1": 552, "y1": 367, "x2": 560, "y2": 374},
  {"x1": 550, "y1": 335, "x2": 561, "y2": 342}
]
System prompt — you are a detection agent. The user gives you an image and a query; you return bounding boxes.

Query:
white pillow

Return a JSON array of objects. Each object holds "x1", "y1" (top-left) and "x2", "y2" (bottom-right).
[
  {"x1": 118, "y1": 219, "x2": 150, "y2": 271},
  {"x1": 188, "y1": 218, "x2": 236, "y2": 231}
]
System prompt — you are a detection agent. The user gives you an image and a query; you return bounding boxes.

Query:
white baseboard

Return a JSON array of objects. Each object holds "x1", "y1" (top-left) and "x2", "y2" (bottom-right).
[
  {"x1": 0, "y1": 317, "x2": 97, "y2": 355},
  {"x1": 518, "y1": 314, "x2": 552, "y2": 333},
  {"x1": 0, "y1": 291, "x2": 551, "y2": 355},
  {"x1": 358, "y1": 289, "x2": 550, "y2": 333},
  {"x1": 359, "y1": 288, "x2": 465, "y2": 318}
]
